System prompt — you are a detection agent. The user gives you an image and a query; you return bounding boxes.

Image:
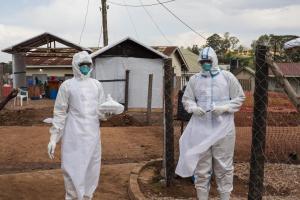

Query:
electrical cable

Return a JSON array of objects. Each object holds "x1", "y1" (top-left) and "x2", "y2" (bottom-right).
[
  {"x1": 156, "y1": 0, "x2": 206, "y2": 40},
  {"x1": 98, "y1": 6, "x2": 103, "y2": 47},
  {"x1": 139, "y1": 0, "x2": 171, "y2": 44},
  {"x1": 107, "y1": 0, "x2": 175, "y2": 7},
  {"x1": 123, "y1": 0, "x2": 140, "y2": 39},
  {"x1": 79, "y1": 0, "x2": 90, "y2": 44}
]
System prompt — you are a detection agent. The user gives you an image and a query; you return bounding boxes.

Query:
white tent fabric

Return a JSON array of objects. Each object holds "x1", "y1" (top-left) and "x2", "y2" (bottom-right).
[
  {"x1": 284, "y1": 38, "x2": 300, "y2": 49},
  {"x1": 94, "y1": 57, "x2": 164, "y2": 109}
]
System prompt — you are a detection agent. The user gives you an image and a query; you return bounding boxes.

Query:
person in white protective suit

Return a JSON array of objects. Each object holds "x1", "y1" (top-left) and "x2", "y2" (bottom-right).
[
  {"x1": 175, "y1": 47, "x2": 245, "y2": 200},
  {"x1": 47, "y1": 51, "x2": 107, "y2": 200}
]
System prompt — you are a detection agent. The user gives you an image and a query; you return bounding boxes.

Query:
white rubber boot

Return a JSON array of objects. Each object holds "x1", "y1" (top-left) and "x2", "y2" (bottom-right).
[
  {"x1": 196, "y1": 189, "x2": 209, "y2": 200},
  {"x1": 220, "y1": 192, "x2": 231, "y2": 200}
]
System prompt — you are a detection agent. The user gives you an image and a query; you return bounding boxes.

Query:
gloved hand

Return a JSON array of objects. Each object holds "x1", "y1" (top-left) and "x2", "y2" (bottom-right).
[
  {"x1": 190, "y1": 107, "x2": 206, "y2": 117},
  {"x1": 98, "y1": 111, "x2": 114, "y2": 121},
  {"x1": 212, "y1": 105, "x2": 229, "y2": 116},
  {"x1": 104, "y1": 112, "x2": 114, "y2": 119},
  {"x1": 48, "y1": 134, "x2": 58, "y2": 160}
]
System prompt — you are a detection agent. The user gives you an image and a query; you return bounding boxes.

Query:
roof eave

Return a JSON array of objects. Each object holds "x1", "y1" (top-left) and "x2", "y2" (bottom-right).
[
  {"x1": 91, "y1": 37, "x2": 169, "y2": 59},
  {"x1": 2, "y1": 32, "x2": 91, "y2": 54}
]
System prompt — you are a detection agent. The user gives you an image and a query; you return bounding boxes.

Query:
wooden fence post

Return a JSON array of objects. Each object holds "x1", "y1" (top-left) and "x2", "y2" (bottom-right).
[
  {"x1": 0, "y1": 63, "x2": 4, "y2": 99},
  {"x1": 164, "y1": 58, "x2": 174, "y2": 187},
  {"x1": 248, "y1": 45, "x2": 269, "y2": 200},
  {"x1": 124, "y1": 70, "x2": 130, "y2": 111},
  {"x1": 147, "y1": 74, "x2": 153, "y2": 125}
]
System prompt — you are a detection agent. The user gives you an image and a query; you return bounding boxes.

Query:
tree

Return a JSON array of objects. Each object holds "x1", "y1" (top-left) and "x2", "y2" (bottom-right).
[
  {"x1": 229, "y1": 36, "x2": 239, "y2": 50},
  {"x1": 3, "y1": 62, "x2": 12, "y2": 74},
  {"x1": 221, "y1": 32, "x2": 231, "y2": 54},
  {"x1": 187, "y1": 45, "x2": 200, "y2": 55},
  {"x1": 237, "y1": 45, "x2": 245, "y2": 53},
  {"x1": 252, "y1": 34, "x2": 300, "y2": 62},
  {"x1": 206, "y1": 33, "x2": 223, "y2": 55},
  {"x1": 191, "y1": 45, "x2": 200, "y2": 55}
]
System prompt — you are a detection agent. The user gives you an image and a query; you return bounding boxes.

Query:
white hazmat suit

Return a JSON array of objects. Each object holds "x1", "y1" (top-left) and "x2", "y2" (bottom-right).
[
  {"x1": 48, "y1": 51, "x2": 106, "y2": 200},
  {"x1": 175, "y1": 47, "x2": 245, "y2": 200}
]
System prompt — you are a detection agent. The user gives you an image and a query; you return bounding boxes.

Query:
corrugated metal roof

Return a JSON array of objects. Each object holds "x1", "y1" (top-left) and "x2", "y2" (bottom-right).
[
  {"x1": 270, "y1": 63, "x2": 300, "y2": 76},
  {"x1": 152, "y1": 46, "x2": 177, "y2": 56},
  {"x1": 234, "y1": 63, "x2": 300, "y2": 77},
  {"x1": 91, "y1": 37, "x2": 168, "y2": 59},
  {"x1": 26, "y1": 57, "x2": 72, "y2": 66},
  {"x1": 2, "y1": 32, "x2": 91, "y2": 54},
  {"x1": 180, "y1": 48, "x2": 200, "y2": 73},
  {"x1": 25, "y1": 47, "x2": 99, "y2": 66}
]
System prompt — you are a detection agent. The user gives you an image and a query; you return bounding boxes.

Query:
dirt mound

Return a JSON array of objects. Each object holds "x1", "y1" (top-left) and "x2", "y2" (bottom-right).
[
  {"x1": 0, "y1": 108, "x2": 52, "y2": 126},
  {"x1": 101, "y1": 113, "x2": 143, "y2": 127}
]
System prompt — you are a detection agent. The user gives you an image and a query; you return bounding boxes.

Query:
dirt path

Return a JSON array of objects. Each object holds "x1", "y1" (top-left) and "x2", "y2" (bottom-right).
[
  {"x1": 0, "y1": 125, "x2": 299, "y2": 199},
  {"x1": 0, "y1": 163, "x2": 136, "y2": 200},
  {"x1": 1, "y1": 126, "x2": 299, "y2": 174},
  {"x1": 0, "y1": 126, "x2": 164, "y2": 174}
]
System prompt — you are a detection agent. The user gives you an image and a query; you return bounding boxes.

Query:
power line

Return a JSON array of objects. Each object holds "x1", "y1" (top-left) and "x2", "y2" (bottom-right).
[
  {"x1": 156, "y1": 0, "x2": 206, "y2": 40},
  {"x1": 107, "y1": 0, "x2": 175, "y2": 7},
  {"x1": 97, "y1": 6, "x2": 103, "y2": 47},
  {"x1": 123, "y1": 0, "x2": 140, "y2": 39},
  {"x1": 98, "y1": 24, "x2": 103, "y2": 47},
  {"x1": 139, "y1": 0, "x2": 171, "y2": 44},
  {"x1": 79, "y1": 0, "x2": 90, "y2": 44}
]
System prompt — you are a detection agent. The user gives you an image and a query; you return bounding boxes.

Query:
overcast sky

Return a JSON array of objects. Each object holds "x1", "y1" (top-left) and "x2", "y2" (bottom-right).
[{"x1": 0, "y1": 0, "x2": 299, "y2": 62}]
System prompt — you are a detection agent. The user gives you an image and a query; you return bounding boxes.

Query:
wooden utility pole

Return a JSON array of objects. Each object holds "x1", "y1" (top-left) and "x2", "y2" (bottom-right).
[{"x1": 101, "y1": 0, "x2": 108, "y2": 46}]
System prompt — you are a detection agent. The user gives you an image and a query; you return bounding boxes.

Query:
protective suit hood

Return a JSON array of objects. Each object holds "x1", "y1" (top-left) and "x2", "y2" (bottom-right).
[
  {"x1": 198, "y1": 47, "x2": 220, "y2": 72},
  {"x1": 72, "y1": 51, "x2": 94, "y2": 79}
]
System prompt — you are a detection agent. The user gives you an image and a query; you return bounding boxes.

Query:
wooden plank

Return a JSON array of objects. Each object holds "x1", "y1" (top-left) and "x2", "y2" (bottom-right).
[
  {"x1": 124, "y1": 70, "x2": 130, "y2": 111},
  {"x1": 147, "y1": 74, "x2": 153, "y2": 125}
]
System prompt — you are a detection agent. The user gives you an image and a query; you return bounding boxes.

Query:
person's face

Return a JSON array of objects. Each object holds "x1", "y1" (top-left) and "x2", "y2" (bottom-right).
[
  {"x1": 79, "y1": 63, "x2": 91, "y2": 75},
  {"x1": 200, "y1": 60, "x2": 212, "y2": 71}
]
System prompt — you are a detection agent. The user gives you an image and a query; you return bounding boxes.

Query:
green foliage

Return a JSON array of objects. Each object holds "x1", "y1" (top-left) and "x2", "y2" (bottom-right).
[
  {"x1": 206, "y1": 33, "x2": 223, "y2": 55},
  {"x1": 204, "y1": 32, "x2": 245, "y2": 64},
  {"x1": 3, "y1": 62, "x2": 12, "y2": 74},
  {"x1": 252, "y1": 34, "x2": 300, "y2": 62},
  {"x1": 187, "y1": 45, "x2": 200, "y2": 55}
]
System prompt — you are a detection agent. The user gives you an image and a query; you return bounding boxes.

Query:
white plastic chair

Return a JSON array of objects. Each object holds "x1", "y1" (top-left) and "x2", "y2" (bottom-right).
[{"x1": 14, "y1": 88, "x2": 29, "y2": 107}]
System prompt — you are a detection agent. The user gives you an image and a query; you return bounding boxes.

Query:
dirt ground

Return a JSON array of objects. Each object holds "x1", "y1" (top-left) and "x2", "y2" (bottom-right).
[
  {"x1": 0, "y1": 126, "x2": 164, "y2": 174},
  {"x1": 0, "y1": 163, "x2": 136, "y2": 200},
  {"x1": 0, "y1": 126, "x2": 299, "y2": 174},
  {"x1": 0, "y1": 95, "x2": 299, "y2": 199},
  {"x1": 0, "y1": 99, "x2": 162, "y2": 126},
  {"x1": 139, "y1": 161, "x2": 300, "y2": 199},
  {"x1": 1, "y1": 97, "x2": 300, "y2": 127}
]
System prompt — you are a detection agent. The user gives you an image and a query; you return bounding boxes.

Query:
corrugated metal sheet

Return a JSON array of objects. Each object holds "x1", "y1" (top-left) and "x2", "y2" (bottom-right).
[{"x1": 270, "y1": 63, "x2": 300, "y2": 77}]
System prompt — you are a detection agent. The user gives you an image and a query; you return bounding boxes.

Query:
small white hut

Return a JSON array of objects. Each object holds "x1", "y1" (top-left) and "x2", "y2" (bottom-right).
[{"x1": 91, "y1": 37, "x2": 168, "y2": 110}]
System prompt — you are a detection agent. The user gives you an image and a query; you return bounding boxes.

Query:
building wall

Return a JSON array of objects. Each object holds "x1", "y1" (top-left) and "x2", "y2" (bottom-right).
[
  {"x1": 289, "y1": 78, "x2": 300, "y2": 95},
  {"x1": 269, "y1": 77, "x2": 300, "y2": 95},
  {"x1": 235, "y1": 70, "x2": 255, "y2": 92},
  {"x1": 171, "y1": 53, "x2": 182, "y2": 77},
  {"x1": 94, "y1": 57, "x2": 164, "y2": 109}
]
